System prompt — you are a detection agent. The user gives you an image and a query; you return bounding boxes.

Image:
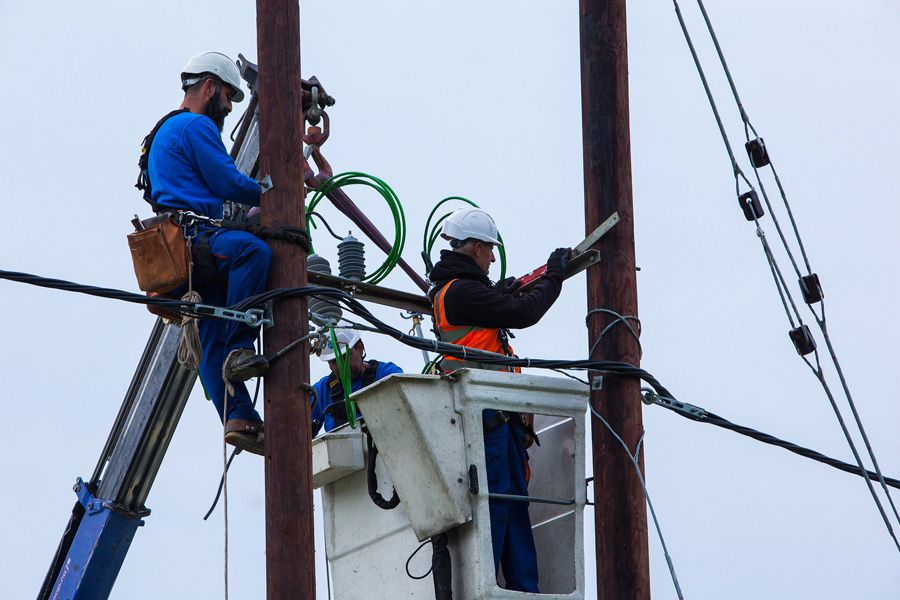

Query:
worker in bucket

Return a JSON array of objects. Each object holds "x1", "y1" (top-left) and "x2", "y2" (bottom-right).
[
  {"x1": 428, "y1": 207, "x2": 570, "y2": 592},
  {"x1": 141, "y1": 51, "x2": 270, "y2": 455},
  {"x1": 310, "y1": 329, "x2": 403, "y2": 436}
]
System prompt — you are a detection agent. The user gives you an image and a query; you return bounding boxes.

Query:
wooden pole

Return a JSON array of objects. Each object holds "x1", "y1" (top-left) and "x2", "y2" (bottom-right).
[
  {"x1": 256, "y1": 1, "x2": 315, "y2": 598},
  {"x1": 579, "y1": 0, "x2": 651, "y2": 597}
]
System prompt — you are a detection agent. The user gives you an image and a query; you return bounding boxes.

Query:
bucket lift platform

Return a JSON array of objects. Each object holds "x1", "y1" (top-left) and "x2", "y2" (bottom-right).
[{"x1": 312, "y1": 369, "x2": 588, "y2": 599}]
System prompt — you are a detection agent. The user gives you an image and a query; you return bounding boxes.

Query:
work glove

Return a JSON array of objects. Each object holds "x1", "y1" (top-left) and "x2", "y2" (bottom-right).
[
  {"x1": 494, "y1": 276, "x2": 522, "y2": 295},
  {"x1": 546, "y1": 247, "x2": 572, "y2": 276}
]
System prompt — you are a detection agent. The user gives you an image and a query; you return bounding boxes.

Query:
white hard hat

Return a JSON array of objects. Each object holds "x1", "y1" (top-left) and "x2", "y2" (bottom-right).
[
  {"x1": 181, "y1": 51, "x2": 245, "y2": 102},
  {"x1": 440, "y1": 208, "x2": 502, "y2": 246},
  {"x1": 319, "y1": 329, "x2": 362, "y2": 362}
]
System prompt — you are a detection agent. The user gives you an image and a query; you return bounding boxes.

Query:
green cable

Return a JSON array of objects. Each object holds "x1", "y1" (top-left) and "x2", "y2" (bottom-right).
[
  {"x1": 329, "y1": 327, "x2": 358, "y2": 428},
  {"x1": 306, "y1": 172, "x2": 406, "y2": 285},
  {"x1": 421, "y1": 355, "x2": 441, "y2": 374},
  {"x1": 423, "y1": 196, "x2": 506, "y2": 280}
]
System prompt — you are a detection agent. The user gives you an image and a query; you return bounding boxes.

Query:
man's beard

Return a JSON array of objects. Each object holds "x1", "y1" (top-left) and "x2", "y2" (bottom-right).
[{"x1": 204, "y1": 86, "x2": 228, "y2": 132}]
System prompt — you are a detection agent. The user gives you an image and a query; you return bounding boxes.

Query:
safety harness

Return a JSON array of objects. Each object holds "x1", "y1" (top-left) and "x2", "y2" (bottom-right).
[
  {"x1": 134, "y1": 110, "x2": 312, "y2": 290},
  {"x1": 134, "y1": 108, "x2": 189, "y2": 212},
  {"x1": 432, "y1": 278, "x2": 518, "y2": 373}
]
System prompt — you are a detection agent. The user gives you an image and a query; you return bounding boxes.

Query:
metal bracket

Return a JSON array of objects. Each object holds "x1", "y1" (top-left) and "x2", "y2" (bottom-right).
[
  {"x1": 194, "y1": 305, "x2": 271, "y2": 328},
  {"x1": 591, "y1": 375, "x2": 604, "y2": 391},
  {"x1": 73, "y1": 477, "x2": 150, "y2": 520}
]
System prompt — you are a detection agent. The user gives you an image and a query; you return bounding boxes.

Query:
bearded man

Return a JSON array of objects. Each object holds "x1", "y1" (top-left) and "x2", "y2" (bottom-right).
[{"x1": 146, "y1": 51, "x2": 269, "y2": 455}]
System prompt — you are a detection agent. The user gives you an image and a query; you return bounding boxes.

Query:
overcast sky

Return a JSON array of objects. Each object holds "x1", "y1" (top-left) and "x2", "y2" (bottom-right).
[{"x1": 1, "y1": 1, "x2": 898, "y2": 598}]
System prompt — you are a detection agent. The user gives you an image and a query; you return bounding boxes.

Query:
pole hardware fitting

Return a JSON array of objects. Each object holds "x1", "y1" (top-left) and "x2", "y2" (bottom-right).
[
  {"x1": 799, "y1": 273, "x2": 824, "y2": 304},
  {"x1": 642, "y1": 388, "x2": 708, "y2": 422},
  {"x1": 306, "y1": 87, "x2": 323, "y2": 126},
  {"x1": 789, "y1": 324, "x2": 817, "y2": 356},
  {"x1": 738, "y1": 190, "x2": 765, "y2": 221},
  {"x1": 468, "y1": 464, "x2": 479, "y2": 494},
  {"x1": 745, "y1": 137, "x2": 770, "y2": 168},
  {"x1": 591, "y1": 375, "x2": 604, "y2": 391},
  {"x1": 194, "y1": 305, "x2": 271, "y2": 328}
]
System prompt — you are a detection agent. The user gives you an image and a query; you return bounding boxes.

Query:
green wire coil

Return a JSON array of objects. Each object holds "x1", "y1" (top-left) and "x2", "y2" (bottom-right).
[
  {"x1": 306, "y1": 172, "x2": 407, "y2": 286},
  {"x1": 422, "y1": 196, "x2": 507, "y2": 281}
]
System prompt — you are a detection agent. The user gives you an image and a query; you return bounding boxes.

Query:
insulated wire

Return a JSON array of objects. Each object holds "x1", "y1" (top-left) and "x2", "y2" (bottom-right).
[
  {"x1": 671, "y1": 0, "x2": 900, "y2": 546},
  {"x1": 329, "y1": 326, "x2": 358, "y2": 427}
]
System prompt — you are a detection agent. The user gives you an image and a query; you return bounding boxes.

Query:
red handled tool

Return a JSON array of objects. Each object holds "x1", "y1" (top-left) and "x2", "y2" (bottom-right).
[{"x1": 513, "y1": 211, "x2": 620, "y2": 292}]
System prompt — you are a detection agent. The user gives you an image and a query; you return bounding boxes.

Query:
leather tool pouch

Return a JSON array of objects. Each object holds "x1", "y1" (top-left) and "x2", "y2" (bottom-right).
[{"x1": 127, "y1": 215, "x2": 189, "y2": 294}]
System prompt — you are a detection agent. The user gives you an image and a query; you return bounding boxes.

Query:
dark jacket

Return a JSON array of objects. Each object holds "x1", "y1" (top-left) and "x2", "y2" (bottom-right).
[{"x1": 428, "y1": 250, "x2": 563, "y2": 330}]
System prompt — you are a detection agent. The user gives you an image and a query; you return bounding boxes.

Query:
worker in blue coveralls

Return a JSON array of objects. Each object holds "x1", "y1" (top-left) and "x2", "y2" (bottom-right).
[
  {"x1": 428, "y1": 208, "x2": 571, "y2": 592},
  {"x1": 310, "y1": 329, "x2": 403, "y2": 436},
  {"x1": 146, "y1": 51, "x2": 270, "y2": 455}
]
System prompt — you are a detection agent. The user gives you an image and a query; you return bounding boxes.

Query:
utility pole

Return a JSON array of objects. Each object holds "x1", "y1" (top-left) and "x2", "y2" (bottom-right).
[
  {"x1": 579, "y1": 0, "x2": 651, "y2": 598},
  {"x1": 256, "y1": 1, "x2": 315, "y2": 598}
]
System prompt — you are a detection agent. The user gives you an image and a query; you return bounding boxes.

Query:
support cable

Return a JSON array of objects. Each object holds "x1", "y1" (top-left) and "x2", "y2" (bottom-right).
[{"x1": 589, "y1": 406, "x2": 684, "y2": 599}]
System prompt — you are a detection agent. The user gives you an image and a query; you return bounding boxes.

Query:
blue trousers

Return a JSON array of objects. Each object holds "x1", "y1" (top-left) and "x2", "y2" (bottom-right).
[
  {"x1": 484, "y1": 415, "x2": 539, "y2": 592},
  {"x1": 195, "y1": 228, "x2": 271, "y2": 423}
]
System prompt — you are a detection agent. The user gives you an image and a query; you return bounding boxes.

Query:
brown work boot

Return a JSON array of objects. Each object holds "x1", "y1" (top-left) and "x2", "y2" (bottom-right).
[
  {"x1": 224, "y1": 419, "x2": 264, "y2": 456},
  {"x1": 223, "y1": 348, "x2": 269, "y2": 382}
]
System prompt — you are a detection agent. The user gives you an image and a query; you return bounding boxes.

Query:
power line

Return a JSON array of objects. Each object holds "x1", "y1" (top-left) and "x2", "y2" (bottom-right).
[{"x1": 668, "y1": 0, "x2": 900, "y2": 550}]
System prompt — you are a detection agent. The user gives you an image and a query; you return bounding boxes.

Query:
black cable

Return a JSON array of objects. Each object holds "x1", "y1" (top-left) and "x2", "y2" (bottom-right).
[
  {"x1": 233, "y1": 285, "x2": 676, "y2": 399},
  {"x1": 308, "y1": 211, "x2": 345, "y2": 242},
  {"x1": 405, "y1": 539, "x2": 433, "y2": 580},
  {"x1": 0, "y1": 269, "x2": 672, "y2": 400},
  {"x1": 704, "y1": 411, "x2": 900, "y2": 490},
  {"x1": 0, "y1": 270, "x2": 197, "y2": 314},
  {"x1": 645, "y1": 391, "x2": 900, "y2": 490}
]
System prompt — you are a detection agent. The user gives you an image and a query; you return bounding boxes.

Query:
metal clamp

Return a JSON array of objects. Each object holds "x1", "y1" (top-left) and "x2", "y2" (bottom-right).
[
  {"x1": 194, "y1": 305, "x2": 271, "y2": 328},
  {"x1": 641, "y1": 389, "x2": 707, "y2": 421}
]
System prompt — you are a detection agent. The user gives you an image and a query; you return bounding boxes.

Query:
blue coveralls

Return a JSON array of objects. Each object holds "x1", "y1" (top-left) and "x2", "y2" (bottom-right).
[
  {"x1": 148, "y1": 112, "x2": 268, "y2": 423},
  {"x1": 310, "y1": 361, "x2": 403, "y2": 435},
  {"x1": 484, "y1": 413, "x2": 539, "y2": 592}
]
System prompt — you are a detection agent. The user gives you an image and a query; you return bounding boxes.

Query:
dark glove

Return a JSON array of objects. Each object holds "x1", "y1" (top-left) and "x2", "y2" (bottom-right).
[
  {"x1": 494, "y1": 276, "x2": 522, "y2": 295},
  {"x1": 546, "y1": 247, "x2": 572, "y2": 276}
]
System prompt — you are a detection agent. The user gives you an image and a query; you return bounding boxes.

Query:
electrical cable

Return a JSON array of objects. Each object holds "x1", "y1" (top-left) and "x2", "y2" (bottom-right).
[
  {"x1": 307, "y1": 211, "x2": 346, "y2": 242},
  {"x1": 670, "y1": 0, "x2": 900, "y2": 545},
  {"x1": 306, "y1": 172, "x2": 406, "y2": 284},
  {"x1": 643, "y1": 389, "x2": 900, "y2": 490},
  {"x1": 329, "y1": 327, "x2": 358, "y2": 428},
  {"x1": 405, "y1": 539, "x2": 434, "y2": 580}
]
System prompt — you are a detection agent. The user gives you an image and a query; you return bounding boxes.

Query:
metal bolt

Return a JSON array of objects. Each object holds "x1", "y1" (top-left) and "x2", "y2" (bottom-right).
[{"x1": 450, "y1": 418, "x2": 456, "y2": 425}]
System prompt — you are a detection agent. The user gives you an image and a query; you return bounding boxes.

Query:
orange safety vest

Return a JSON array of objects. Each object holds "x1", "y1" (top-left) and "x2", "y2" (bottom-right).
[{"x1": 432, "y1": 279, "x2": 518, "y2": 372}]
